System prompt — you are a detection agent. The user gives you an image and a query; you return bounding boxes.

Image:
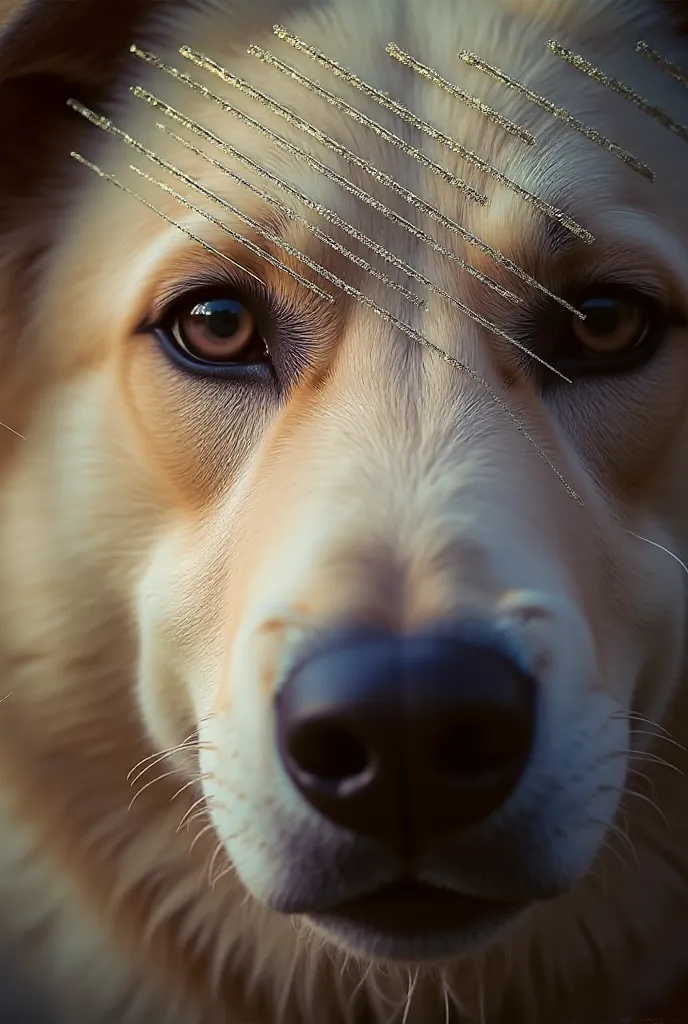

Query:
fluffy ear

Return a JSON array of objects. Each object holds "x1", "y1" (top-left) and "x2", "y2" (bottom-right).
[
  {"x1": 0, "y1": 0, "x2": 181, "y2": 442},
  {"x1": 0, "y1": 0, "x2": 179, "y2": 219},
  {"x1": 0, "y1": 0, "x2": 159, "y2": 83}
]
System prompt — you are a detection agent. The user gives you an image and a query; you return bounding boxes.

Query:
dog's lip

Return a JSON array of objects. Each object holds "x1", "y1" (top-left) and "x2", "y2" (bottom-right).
[{"x1": 307, "y1": 880, "x2": 524, "y2": 934}]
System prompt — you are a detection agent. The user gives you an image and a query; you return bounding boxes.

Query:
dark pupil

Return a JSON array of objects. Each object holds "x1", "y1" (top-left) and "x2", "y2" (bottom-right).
[
  {"x1": 580, "y1": 297, "x2": 624, "y2": 336},
  {"x1": 190, "y1": 300, "x2": 242, "y2": 338}
]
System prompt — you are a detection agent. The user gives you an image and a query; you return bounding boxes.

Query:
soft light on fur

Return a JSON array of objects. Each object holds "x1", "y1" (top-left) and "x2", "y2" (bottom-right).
[{"x1": 1, "y1": 0, "x2": 688, "y2": 1020}]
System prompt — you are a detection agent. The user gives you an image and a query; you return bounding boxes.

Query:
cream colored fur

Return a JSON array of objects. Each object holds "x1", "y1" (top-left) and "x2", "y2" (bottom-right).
[{"x1": 1, "y1": 0, "x2": 688, "y2": 1020}]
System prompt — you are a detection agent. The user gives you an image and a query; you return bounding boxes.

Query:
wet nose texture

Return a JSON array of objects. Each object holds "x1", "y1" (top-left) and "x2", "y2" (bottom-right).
[{"x1": 275, "y1": 625, "x2": 536, "y2": 851}]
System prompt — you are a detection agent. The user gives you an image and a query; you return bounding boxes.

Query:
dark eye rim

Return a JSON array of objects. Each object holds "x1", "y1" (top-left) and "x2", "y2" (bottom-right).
[
  {"x1": 543, "y1": 284, "x2": 673, "y2": 382},
  {"x1": 152, "y1": 326, "x2": 275, "y2": 382},
  {"x1": 149, "y1": 285, "x2": 276, "y2": 382}
]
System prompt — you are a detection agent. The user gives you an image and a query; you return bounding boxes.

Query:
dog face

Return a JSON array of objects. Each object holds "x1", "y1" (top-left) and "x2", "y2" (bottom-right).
[{"x1": 1, "y1": 0, "x2": 688, "y2": 1014}]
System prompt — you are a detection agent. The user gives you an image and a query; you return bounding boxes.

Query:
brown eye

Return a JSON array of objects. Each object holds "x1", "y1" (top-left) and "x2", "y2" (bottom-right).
[
  {"x1": 571, "y1": 295, "x2": 650, "y2": 358},
  {"x1": 171, "y1": 297, "x2": 269, "y2": 364}
]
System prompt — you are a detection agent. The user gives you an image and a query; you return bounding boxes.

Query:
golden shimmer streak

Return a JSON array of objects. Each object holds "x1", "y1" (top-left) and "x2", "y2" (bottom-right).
[
  {"x1": 158, "y1": 126, "x2": 427, "y2": 309},
  {"x1": 636, "y1": 41, "x2": 688, "y2": 88},
  {"x1": 385, "y1": 41, "x2": 536, "y2": 145},
  {"x1": 256, "y1": 32, "x2": 590, "y2": 241},
  {"x1": 130, "y1": 164, "x2": 418, "y2": 314},
  {"x1": 185, "y1": 45, "x2": 488, "y2": 206},
  {"x1": 130, "y1": 51, "x2": 480, "y2": 242},
  {"x1": 158, "y1": 124, "x2": 521, "y2": 308},
  {"x1": 67, "y1": 101, "x2": 333, "y2": 302},
  {"x1": 546, "y1": 40, "x2": 688, "y2": 145},
  {"x1": 69, "y1": 151, "x2": 264, "y2": 288},
  {"x1": 129, "y1": 71, "x2": 584, "y2": 319},
  {"x1": 69, "y1": 97, "x2": 568, "y2": 379},
  {"x1": 127, "y1": 172, "x2": 580, "y2": 499},
  {"x1": 70, "y1": 66, "x2": 585, "y2": 507},
  {"x1": 155, "y1": 127, "x2": 568, "y2": 379},
  {"x1": 458, "y1": 48, "x2": 655, "y2": 180}
]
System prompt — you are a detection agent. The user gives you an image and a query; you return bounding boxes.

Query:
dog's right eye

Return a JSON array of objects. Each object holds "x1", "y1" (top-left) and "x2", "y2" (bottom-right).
[{"x1": 154, "y1": 292, "x2": 272, "y2": 376}]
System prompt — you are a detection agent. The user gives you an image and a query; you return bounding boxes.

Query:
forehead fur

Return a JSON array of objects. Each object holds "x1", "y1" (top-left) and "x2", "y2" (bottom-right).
[{"x1": 62, "y1": 0, "x2": 687, "y2": 305}]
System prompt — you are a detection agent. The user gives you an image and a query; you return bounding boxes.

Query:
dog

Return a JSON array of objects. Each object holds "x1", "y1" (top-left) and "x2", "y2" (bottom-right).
[{"x1": 1, "y1": 0, "x2": 688, "y2": 1020}]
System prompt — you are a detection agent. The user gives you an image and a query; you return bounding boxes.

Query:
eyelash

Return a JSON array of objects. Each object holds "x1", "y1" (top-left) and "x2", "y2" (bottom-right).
[{"x1": 152, "y1": 277, "x2": 266, "y2": 327}]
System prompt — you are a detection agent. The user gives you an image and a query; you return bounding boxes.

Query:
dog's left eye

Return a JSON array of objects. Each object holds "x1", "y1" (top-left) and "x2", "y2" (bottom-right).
[
  {"x1": 171, "y1": 296, "x2": 269, "y2": 364},
  {"x1": 570, "y1": 293, "x2": 651, "y2": 358},
  {"x1": 153, "y1": 292, "x2": 272, "y2": 374},
  {"x1": 543, "y1": 287, "x2": 668, "y2": 380}
]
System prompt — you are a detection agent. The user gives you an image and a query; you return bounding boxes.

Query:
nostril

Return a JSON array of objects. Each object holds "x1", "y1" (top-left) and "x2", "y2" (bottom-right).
[
  {"x1": 287, "y1": 723, "x2": 371, "y2": 786},
  {"x1": 436, "y1": 709, "x2": 532, "y2": 781},
  {"x1": 276, "y1": 625, "x2": 536, "y2": 843}
]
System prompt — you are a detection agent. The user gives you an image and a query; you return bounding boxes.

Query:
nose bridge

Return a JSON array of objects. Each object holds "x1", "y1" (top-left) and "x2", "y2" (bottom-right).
[
  {"x1": 246, "y1": 341, "x2": 580, "y2": 631},
  {"x1": 319, "y1": 329, "x2": 546, "y2": 532},
  {"x1": 308, "y1": 406, "x2": 552, "y2": 590}
]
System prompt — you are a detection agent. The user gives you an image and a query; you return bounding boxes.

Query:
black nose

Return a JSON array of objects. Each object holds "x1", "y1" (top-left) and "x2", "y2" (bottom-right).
[{"x1": 275, "y1": 625, "x2": 536, "y2": 850}]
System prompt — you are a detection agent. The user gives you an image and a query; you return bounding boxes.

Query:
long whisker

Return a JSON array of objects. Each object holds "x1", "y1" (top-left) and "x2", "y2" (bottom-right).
[
  {"x1": 441, "y1": 977, "x2": 451, "y2": 1024},
  {"x1": 623, "y1": 787, "x2": 671, "y2": 831},
  {"x1": 181, "y1": 808, "x2": 212, "y2": 834},
  {"x1": 400, "y1": 968, "x2": 418, "y2": 1024},
  {"x1": 127, "y1": 730, "x2": 199, "y2": 775},
  {"x1": 625, "y1": 528, "x2": 688, "y2": 577},
  {"x1": 189, "y1": 820, "x2": 217, "y2": 854},
  {"x1": 613, "y1": 709, "x2": 674, "y2": 738},
  {"x1": 128, "y1": 745, "x2": 201, "y2": 785},
  {"x1": 590, "y1": 817, "x2": 635, "y2": 869},
  {"x1": 127, "y1": 768, "x2": 180, "y2": 810},
  {"x1": 624, "y1": 750, "x2": 684, "y2": 776},
  {"x1": 0, "y1": 421, "x2": 25, "y2": 440},
  {"x1": 626, "y1": 729, "x2": 686, "y2": 753},
  {"x1": 609, "y1": 813, "x2": 640, "y2": 866},
  {"x1": 208, "y1": 840, "x2": 229, "y2": 888},
  {"x1": 170, "y1": 775, "x2": 209, "y2": 803},
  {"x1": 177, "y1": 794, "x2": 210, "y2": 832}
]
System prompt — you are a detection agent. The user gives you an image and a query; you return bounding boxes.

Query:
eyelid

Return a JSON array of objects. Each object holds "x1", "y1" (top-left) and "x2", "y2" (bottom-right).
[
  {"x1": 561, "y1": 265, "x2": 673, "y2": 306},
  {"x1": 567, "y1": 281, "x2": 663, "y2": 303},
  {"x1": 141, "y1": 272, "x2": 268, "y2": 330}
]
